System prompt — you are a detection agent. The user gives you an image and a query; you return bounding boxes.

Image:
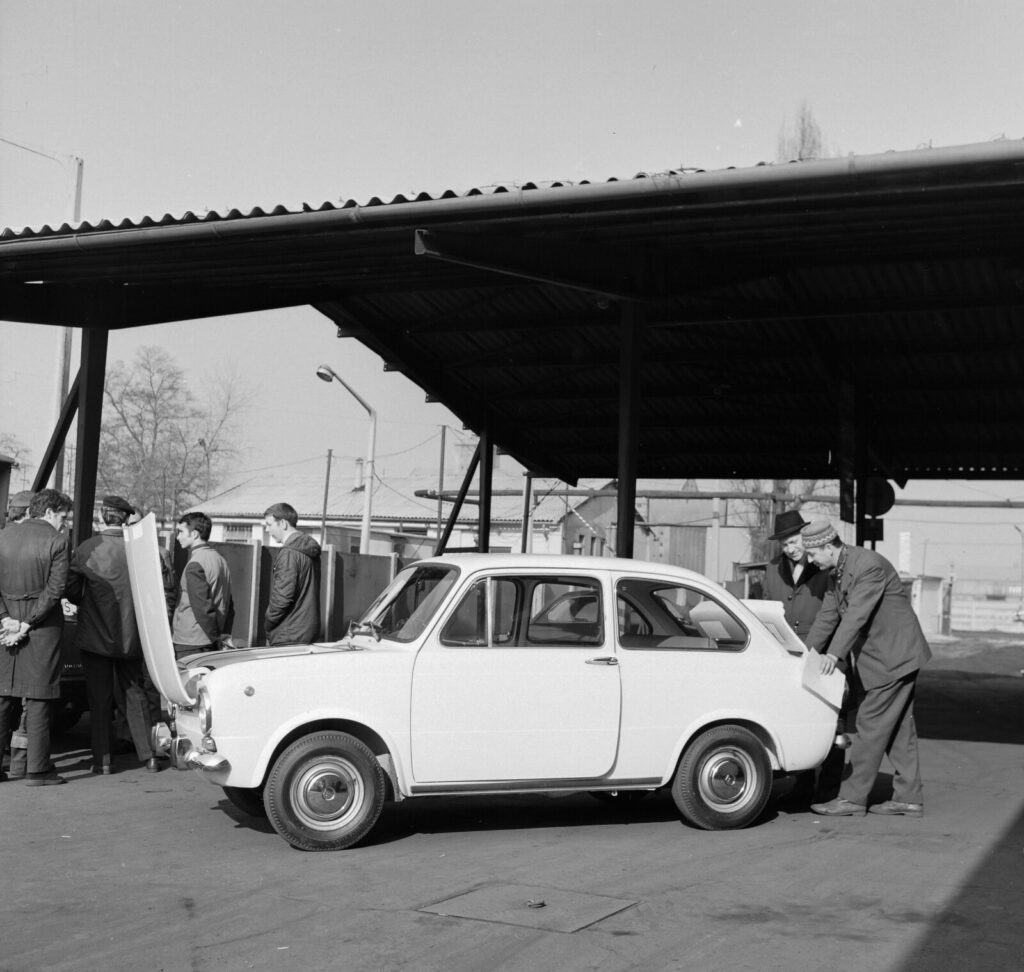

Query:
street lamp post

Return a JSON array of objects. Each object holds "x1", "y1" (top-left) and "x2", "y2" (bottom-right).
[
  {"x1": 315, "y1": 365, "x2": 377, "y2": 554},
  {"x1": 1, "y1": 136, "x2": 83, "y2": 492}
]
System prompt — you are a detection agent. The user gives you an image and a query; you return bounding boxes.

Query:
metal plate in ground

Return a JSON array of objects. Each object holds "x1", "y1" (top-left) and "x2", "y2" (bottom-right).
[{"x1": 421, "y1": 884, "x2": 637, "y2": 933}]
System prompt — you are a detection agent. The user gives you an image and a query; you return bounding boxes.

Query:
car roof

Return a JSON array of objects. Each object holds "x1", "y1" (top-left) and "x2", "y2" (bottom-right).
[{"x1": 410, "y1": 553, "x2": 717, "y2": 587}]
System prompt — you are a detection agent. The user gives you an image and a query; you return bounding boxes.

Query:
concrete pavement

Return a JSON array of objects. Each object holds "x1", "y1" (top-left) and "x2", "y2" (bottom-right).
[{"x1": 1, "y1": 641, "x2": 1022, "y2": 972}]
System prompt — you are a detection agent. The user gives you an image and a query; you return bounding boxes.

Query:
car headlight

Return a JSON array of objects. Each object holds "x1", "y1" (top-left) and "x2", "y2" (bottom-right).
[{"x1": 196, "y1": 685, "x2": 212, "y2": 734}]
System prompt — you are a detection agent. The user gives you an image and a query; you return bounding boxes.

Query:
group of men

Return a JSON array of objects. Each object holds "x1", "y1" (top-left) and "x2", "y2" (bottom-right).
[
  {"x1": 762, "y1": 511, "x2": 932, "y2": 818},
  {"x1": 0, "y1": 494, "x2": 321, "y2": 786}
]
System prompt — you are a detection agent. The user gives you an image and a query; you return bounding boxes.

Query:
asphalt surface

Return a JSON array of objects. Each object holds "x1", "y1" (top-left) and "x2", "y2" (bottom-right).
[{"x1": 1, "y1": 634, "x2": 1022, "y2": 972}]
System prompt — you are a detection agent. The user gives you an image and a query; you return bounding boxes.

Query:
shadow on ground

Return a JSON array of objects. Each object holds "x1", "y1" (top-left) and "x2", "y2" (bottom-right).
[{"x1": 897, "y1": 799, "x2": 1024, "y2": 971}]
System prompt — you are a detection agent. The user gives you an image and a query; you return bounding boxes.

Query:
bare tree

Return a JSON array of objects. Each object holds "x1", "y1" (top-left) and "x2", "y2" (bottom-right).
[
  {"x1": 0, "y1": 432, "x2": 32, "y2": 490},
  {"x1": 98, "y1": 346, "x2": 251, "y2": 521},
  {"x1": 777, "y1": 101, "x2": 838, "y2": 162},
  {"x1": 728, "y1": 477, "x2": 830, "y2": 563}
]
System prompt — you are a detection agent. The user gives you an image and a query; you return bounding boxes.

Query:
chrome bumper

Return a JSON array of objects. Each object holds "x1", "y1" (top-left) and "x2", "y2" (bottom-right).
[
  {"x1": 156, "y1": 722, "x2": 230, "y2": 774},
  {"x1": 183, "y1": 748, "x2": 231, "y2": 774}
]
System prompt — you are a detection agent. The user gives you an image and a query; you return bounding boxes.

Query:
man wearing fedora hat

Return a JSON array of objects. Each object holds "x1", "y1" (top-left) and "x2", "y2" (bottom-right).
[
  {"x1": 761, "y1": 509, "x2": 828, "y2": 640},
  {"x1": 760, "y1": 508, "x2": 844, "y2": 803},
  {"x1": 800, "y1": 519, "x2": 931, "y2": 818}
]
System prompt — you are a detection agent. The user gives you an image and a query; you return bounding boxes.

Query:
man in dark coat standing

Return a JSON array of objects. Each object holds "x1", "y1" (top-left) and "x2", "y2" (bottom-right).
[
  {"x1": 2, "y1": 490, "x2": 35, "y2": 779},
  {"x1": 801, "y1": 520, "x2": 932, "y2": 818},
  {"x1": 262, "y1": 503, "x2": 321, "y2": 646},
  {"x1": 0, "y1": 488, "x2": 73, "y2": 786},
  {"x1": 761, "y1": 509, "x2": 828, "y2": 639},
  {"x1": 760, "y1": 508, "x2": 841, "y2": 802},
  {"x1": 67, "y1": 495, "x2": 158, "y2": 774}
]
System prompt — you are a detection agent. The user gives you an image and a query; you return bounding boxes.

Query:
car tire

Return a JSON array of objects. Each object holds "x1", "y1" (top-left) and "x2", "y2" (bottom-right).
[
  {"x1": 264, "y1": 731, "x2": 385, "y2": 851},
  {"x1": 223, "y1": 785, "x2": 267, "y2": 818},
  {"x1": 671, "y1": 725, "x2": 771, "y2": 830}
]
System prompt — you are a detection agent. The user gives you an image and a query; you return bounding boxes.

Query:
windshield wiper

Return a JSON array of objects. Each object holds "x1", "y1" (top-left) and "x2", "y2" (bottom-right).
[{"x1": 347, "y1": 619, "x2": 382, "y2": 642}]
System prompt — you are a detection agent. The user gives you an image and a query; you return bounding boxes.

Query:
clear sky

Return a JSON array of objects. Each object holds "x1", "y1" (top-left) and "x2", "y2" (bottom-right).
[{"x1": 3, "y1": 0, "x2": 1024, "y2": 582}]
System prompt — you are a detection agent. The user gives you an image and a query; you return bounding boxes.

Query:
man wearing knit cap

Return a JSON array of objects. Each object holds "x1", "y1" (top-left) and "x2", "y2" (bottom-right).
[{"x1": 800, "y1": 519, "x2": 932, "y2": 817}]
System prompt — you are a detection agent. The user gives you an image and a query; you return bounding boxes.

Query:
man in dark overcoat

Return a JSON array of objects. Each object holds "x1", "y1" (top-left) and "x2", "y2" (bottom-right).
[
  {"x1": 801, "y1": 519, "x2": 932, "y2": 817},
  {"x1": 0, "y1": 488, "x2": 73, "y2": 786},
  {"x1": 761, "y1": 509, "x2": 828, "y2": 639},
  {"x1": 67, "y1": 495, "x2": 158, "y2": 774},
  {"x1": 760, "y1": 508, "x2": 841, "y2": 801},
  {"x1": 1, "y1": 490, "x2": 35, "y2": 779}
]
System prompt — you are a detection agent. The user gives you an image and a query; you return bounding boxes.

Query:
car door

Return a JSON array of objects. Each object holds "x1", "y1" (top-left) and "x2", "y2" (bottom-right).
[{"x1": 410, "y1": 572, "x2": 621, "y2": 784}]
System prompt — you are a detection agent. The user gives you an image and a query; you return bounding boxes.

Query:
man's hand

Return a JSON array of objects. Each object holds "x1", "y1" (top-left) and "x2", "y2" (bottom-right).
[
  {"x1": 819, "y1": 652, "x2": 840, "y2": 675},
  {"x1": 0, "y1": 619, "x2": 28, "y2": 648}
]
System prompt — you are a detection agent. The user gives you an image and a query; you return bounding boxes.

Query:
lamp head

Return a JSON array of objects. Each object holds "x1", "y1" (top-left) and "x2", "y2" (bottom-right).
[{"x1": 315, "y1": 364, "x2": 336, "y2": 383}]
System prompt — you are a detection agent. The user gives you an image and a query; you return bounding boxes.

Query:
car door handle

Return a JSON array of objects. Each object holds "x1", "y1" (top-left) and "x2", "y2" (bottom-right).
[{"x1": 585, "y1": 656, "x2": 618, "y2": 666}]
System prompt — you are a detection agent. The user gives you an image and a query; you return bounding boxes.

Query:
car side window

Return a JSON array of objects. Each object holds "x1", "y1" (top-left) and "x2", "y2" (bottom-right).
[
  {"x1": 616, "y1": 578, "x2": 749, "y2": 651},
  {"x1": 440, "y1": 576, "x2": 602, "y2": 647},
  {"x1": 526, "y1": 580, "x2": 603, "y2": 646},
  {"x1": 440, "y1": 579, "x2": 488, "y2": 646}
]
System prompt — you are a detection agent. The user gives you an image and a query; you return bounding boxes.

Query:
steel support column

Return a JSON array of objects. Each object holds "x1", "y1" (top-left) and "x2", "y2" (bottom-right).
[
  {"x1": 616, "y1": 302, "x2": 642, "y2": 558},
  {"x1": 434, "y1": 441, "x2": 481, "y2": 555},
  {"x1": 520, "y1": 471, "x2": 534, "y2": 553},
  {"x1": 477, "y1": 420, "x2": 493, "y2": 553},
  {"x1": 855, "y1": 430, "x2": 869, "y2": 548},
  {"x1": 32, "y1": 370, "x2": 82, "y2": 492},
  {"x1": 72, "y1": 327, "x2": 108, "y2": 548}
]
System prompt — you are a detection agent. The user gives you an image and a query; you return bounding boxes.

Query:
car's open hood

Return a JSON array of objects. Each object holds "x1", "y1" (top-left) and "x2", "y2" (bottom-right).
[
  {"x1": 179, "y1": 641, "x2": 364, "y2": 672},
  {"x1": 124, "y1": 514, "x2": 195, "y2": 707}
]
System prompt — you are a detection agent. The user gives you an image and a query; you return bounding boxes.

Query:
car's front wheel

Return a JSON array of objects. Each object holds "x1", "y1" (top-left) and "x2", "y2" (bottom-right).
[
  {"x1": 264, "y1": 731, "x2": 385, "y2": 851},
  {"x1": 672, "y1": 725, "x2": 771, "y2": 830}
]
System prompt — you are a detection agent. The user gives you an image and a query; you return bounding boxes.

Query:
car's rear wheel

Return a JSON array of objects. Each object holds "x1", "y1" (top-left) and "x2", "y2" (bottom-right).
[
  {"x1": 264, "y1": 731, "x2": 385, "y2": 851},
  {"x1": 672, "y1": 725, "x2": 771, "y2": 830},
  {"x1": 223, "y1": 785, "x2": 267, "y2": 818}
]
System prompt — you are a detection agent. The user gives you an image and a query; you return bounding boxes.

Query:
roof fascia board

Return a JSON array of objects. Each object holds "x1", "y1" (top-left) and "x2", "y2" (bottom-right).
[{"x1": 5, "y1": 140, "x2": 1024, "y2": 263}]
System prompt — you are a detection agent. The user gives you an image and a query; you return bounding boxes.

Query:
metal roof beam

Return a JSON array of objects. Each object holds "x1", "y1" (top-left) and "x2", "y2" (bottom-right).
[{"x1": 415, "y1": 228, "x2": 647, "y2": 301}]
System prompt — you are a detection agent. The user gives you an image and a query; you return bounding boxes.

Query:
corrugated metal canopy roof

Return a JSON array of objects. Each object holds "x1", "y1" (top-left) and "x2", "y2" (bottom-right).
[{"x1": 4, "y1": 140, "x2": 1024, "y2": 484}]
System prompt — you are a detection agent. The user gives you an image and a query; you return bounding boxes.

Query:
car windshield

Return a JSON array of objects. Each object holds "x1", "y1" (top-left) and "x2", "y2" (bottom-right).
[{"x1": 357, "y1": 563, "x2": 460, "y2": 643}]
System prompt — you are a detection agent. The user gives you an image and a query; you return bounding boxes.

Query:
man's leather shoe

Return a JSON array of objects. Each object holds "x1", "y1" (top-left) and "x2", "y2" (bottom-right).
[
  {"x1": 810, "y1": 797, "x2": 866, "y2": 816},
  {"x1": 869, "y1": 800, "x2": 923, "y2": 817},
  {"x1": 24, "y1": 771, "x2": 67, "y2": 786},
  {"x1": 91, "y1": 764, "x2": 112, "y2": 775}
]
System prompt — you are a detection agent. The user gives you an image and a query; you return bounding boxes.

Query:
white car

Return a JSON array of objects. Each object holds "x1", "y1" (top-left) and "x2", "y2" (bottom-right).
[{"x1": 126, "y1": 515, "x2": 843, "y2": 851}]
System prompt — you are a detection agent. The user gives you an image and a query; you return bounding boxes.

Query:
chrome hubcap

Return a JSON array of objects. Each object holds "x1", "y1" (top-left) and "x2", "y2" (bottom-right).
[
  {"x1": 698, "y1": 747, "x2": 756, "y2": 812},
  {"x1": 291, "y1": 756, "x2": 364, "y2": 831}
]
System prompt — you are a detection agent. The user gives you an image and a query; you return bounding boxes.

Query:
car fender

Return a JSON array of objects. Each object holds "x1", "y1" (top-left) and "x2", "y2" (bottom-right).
[
  {"x1": 661, "y1": 708, "x2": 787, "y2": 782},
  {"x1": 229, "y1": 705, "x2": 409, "y2": 792}
]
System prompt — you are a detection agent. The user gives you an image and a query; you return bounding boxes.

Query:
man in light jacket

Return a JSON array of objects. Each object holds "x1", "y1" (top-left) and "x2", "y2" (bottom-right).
[
  {"x1": 171, "y1": 512, "x2": 234, "y2": 660},
  {"x1": 262, "y1": 503, "x2": 321, "y2": 646}
]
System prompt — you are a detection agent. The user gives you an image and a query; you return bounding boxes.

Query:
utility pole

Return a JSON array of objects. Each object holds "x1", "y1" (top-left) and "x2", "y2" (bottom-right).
[
  {"x1": 321, "y1": 448, "x2": 333, "y2": 547},
  {"x1": 0, "y1": 136, "x2": 83, "y2": 491}
]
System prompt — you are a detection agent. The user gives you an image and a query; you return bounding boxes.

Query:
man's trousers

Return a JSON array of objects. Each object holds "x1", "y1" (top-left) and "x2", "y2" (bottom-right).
[{"x1": 840, "y1": 670, "x2": 924, "y2": 806}]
